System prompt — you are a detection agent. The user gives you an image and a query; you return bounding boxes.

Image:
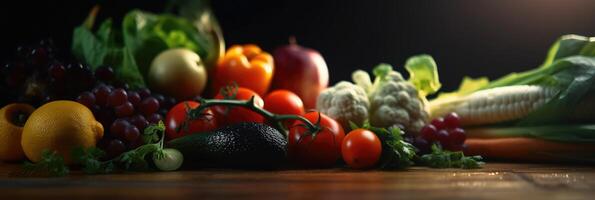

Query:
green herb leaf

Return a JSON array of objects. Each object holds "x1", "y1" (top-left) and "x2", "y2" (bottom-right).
[
  {"x1": 72, "y1": 147, "x2": 115, "y2": 174},
  {"x1": 22, "y1": 150, "x2": 69, "y2": 177},
  {"x1": 420, "y1": 144, "x2": 484, "y2": 169}
]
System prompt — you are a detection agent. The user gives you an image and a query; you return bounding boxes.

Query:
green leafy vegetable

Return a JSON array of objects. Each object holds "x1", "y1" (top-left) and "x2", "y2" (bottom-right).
[
  {"x1": 420, "y1": 144, "x2": 484, "y2": 169},
  {"x1": 405, "y1": 54, "x2": 442, "y2": 97},
  {"x1": 72, "y1": 8, "x2": 146, "y2": 88},
  {"x1": 72, "y1": 4, "x2": 221, "y2": 89},
  {"x1": 22, "y1": 150, "x2": 69, "y2": 177}
]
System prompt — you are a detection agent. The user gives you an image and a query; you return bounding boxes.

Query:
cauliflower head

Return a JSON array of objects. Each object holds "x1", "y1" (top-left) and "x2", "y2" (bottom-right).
[
  {"x1": 354, "y1": 61, "x2": 438, "y2": 133},
  {"x1": 366, "y1": 67, "x2": 428, "y2": 133},
  {"x1": 316, "y1": 81, "x2": 369, "y2": 129}
]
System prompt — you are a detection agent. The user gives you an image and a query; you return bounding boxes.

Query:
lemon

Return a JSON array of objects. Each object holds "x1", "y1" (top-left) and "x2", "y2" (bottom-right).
[
  {"x1": 22, "y1": 101, "x2": 104, "y2": 164},
  {"x1": 0, "y1": 103, "x2": 35, "y2": 161}
]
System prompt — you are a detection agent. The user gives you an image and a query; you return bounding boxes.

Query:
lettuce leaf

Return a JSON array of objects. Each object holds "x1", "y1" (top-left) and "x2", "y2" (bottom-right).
[
  {"x1": 405, "y1": 54, "x2": 441, "y2": 97},
  {"x1": 72, "y1": 10, "x2": 146, "y2": 88}
]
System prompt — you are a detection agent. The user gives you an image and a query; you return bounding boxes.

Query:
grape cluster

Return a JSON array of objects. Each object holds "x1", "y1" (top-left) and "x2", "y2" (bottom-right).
[
  {"x1": 413, "y1": 113, "x2": 467, "y2": 154},
  {"x1": 0, "y1": 40, "x2": 131, "y2": 107},
  {"x1": 77, "y1": 84, "x2": 177, "y2": 158}
]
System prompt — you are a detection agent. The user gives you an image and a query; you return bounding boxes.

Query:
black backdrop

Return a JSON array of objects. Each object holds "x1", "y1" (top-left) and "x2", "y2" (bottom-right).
[{"x1": 2, "y1": 0, "x2": 595, "y2": 91}]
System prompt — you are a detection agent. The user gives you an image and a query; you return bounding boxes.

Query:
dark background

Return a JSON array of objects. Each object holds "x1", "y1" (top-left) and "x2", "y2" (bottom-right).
[{"x1": 1, "y1": 0, "x2": 595, "y2": 91}]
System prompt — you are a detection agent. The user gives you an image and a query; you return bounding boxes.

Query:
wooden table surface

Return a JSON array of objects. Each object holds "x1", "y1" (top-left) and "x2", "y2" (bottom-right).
[{"x1": 0, "y1": 163, "x2": 593, "y2": 200}]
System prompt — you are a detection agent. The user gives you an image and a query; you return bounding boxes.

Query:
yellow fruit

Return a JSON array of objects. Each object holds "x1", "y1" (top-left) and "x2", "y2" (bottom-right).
[
  {"x1": 0, "y1": 103, "x2": 35, "y2": 161},
  {"x1": 22, "y1": 101, "x2": 103, "y2": 164}
]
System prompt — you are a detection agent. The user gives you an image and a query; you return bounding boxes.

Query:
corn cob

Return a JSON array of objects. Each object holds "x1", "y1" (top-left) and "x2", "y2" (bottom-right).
[{"x1": 429, "y1": 85, "x2": 559, "y2": 126}]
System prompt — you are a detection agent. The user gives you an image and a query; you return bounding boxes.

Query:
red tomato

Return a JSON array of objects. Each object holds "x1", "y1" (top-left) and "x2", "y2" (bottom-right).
[
  {"x1": 264, "y1": 90, "x2": 305, "y2": 127},
  {"x1": 165, "y1": 101, "x2": 217, "y2": 140},
  {"x1": 214, "y1": 87, "x2": 265, "y2": 126},
  {"x1": 342, "y1": 129, "x2": 382, "y2": 169},
  {"x1": 264, "y1": 90, "x2": 305, "y2": 115},
  {"x1": 288, "y1": 112, "x2": 345, "y2": 168}
]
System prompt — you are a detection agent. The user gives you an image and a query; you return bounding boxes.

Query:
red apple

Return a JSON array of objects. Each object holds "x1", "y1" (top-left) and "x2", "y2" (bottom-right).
[{"x1": 271, "y1": 40, "x2": 329, "y2": 109}]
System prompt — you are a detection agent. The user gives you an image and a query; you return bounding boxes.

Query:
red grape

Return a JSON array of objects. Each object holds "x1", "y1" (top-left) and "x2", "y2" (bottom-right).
[
  {"x1": 147, "y1": 113, "x2": 163, "y2": 124},
  {"x1": 108, "y1": 89, "x2": 128, "y2": 107},
  {"x1": 448, "y1": 128, "x2": 466, "y2": 145},
  {"x1": 436, "y1": 129, "x2": 450, "y2": 148},
  {"x1": 138, "y1": 88, "x2": 151, "y2": 98},
  {"x1": 95, "y1": 66, "x2": 114, "y2": 81},
  {"x1": 413, "y1": 136, "x2": 431, "y2": 155},
  {"x1": 94, "y1": 85, "x2": 112, "y2": 106},
  {"x1": 420, "y1": 124, "x2": 438, "y2": 141},
  {"x1": 110, "y1": 119, "x2": 130, "y2": 138},
  {"x1": 130, "y1": 114, "x2": 149, "y2": 131},
  {"x1": 76, "y1": 92, "x2": 95, "y2": 109},
  {"x1": 128, "y1": 91, "x2": 141, "y2": 106},
  {"x1": 115, "y1": 102, "x2": 135, "y2": 117},
  {"x1": 431, "y1": 117, "x2": 446, "y2": 130},
  {"x1": 123, "y1": 126, "x2": 140, "y2": 142},
  {"x1": 48, "y1": 64, "x2": 65, "y2": 80},
  {"x1": 106, "y1": 139, "x2": 126, "y2": 158},
  {"x1": 444, "y1": 112, "x2": 460, "y2": 129},
  {"x1": 140, "y1": 97, "x2": 160, "y2": 115}
]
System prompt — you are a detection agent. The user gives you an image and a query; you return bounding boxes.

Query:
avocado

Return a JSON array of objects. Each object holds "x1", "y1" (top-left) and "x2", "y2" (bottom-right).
[{"x1": 167, "y1": 122, "x2": 287, "y2": 168}]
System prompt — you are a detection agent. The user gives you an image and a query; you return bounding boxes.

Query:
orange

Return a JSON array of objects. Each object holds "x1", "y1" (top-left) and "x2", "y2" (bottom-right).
[
  {"x1": 0, "y1": 103, "x2": 35, "y2": 161},
  {"x1": 22, "y1": 101, "x2": 104, "y2": 164}
]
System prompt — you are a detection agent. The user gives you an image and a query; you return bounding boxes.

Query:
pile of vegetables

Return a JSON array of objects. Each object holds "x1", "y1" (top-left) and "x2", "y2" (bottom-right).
[
  {"x1": 12, "y1": 0, "x2": 595, "y2": 178},
  {"x1": 429, "y1": 34, "x2": 595, "y2": 162}
]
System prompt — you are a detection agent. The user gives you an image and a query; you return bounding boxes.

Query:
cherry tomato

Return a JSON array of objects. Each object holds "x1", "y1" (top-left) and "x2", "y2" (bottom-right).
[
  {"x1": 214, "y1": 87, "x2": 265, "y2": 126},
  {"x1": 165, "y1": 101, "x2": 217, "y2": 140},
  {"x1": 264, "y1": 90, "x2": 305, "y2": 127},
  {"x1": 342, "y1": 129, "x2": 382, "y2": 169},
  {"x1": 288, "y1": 112, "x2": 345, "y2": 168}
]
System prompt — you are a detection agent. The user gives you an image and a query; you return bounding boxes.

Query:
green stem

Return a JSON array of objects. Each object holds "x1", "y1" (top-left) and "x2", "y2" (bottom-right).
[{"x1": 189, "y1": 97, "x2": 320, "y2": 135}]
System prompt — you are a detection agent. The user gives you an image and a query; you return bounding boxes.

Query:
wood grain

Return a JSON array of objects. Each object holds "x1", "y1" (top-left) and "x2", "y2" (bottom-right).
[{"x1": 0, "y1": 163, "x2": 593, "y2": 200}]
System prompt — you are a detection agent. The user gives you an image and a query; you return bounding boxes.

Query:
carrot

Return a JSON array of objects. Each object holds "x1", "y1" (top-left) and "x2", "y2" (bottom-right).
[{"x1": 465, "y1": 138, "x2": 595, "y2": 163}]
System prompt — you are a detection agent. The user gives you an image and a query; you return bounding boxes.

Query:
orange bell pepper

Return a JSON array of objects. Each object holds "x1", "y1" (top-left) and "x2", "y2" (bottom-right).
[{"x1": 211, "y1": 44, "x2": 274, "y2": 96}]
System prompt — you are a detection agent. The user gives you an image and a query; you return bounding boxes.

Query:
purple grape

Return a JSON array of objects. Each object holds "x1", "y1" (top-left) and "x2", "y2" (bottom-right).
[
  {"x1": 127, "y1": 91, "x2": 141, "y2": 106},
  {"x1": 76, "y1": 91, "x2": 95, "y2": 109},
  {"x1": 147, "y1": 113, "x2": 163, "y2": 124},
  {"x1": 115, "y1": 102, "x2": 135, "y2": 117},
  {"x1": 448, "y1": 128, "x2": 466, "y2": 145},
  {"x1": 48, "y1": 64, "x2": 65, "y2": 80},
  {"x1": 436, "y1": 129, "x2": 450, "y2": 148},
  {"x1": 444, "y1": 112, "x2": 460, "y2": 129},
  {"x1": 123, "y1": 126, "x2": 140, "y2": 142},
  {"x1": 431, "y1": 118, "x2": 446, "y2": 130},
  {"x1": 106, "y1": 139, "x2": 126, "y2": 158},
  {"x1": 93, "y1": 85, "x2": 112, "y2": 106},
  {"x1": 110, "y1": 119, "x2": 130, "y2": 138},
  {"x1": 413, "y1": 136, "x2": 431, "y2": 155},
  {"x1": 31, "y1": 47, "x2": 48, "y2": 66},
  {"x1": 153, "y1": 94, "x2": 165, "y2": 106},
  {"x1": 108, "y1": 89, "x2": 128, "y2": 107},
  {"x1": 138, "y1": 88, "x2": 151, "y2": 98},
  {"x1": 95, "y1": 66, "x2": 114, "y2": 81},
  {"x1": 130, "y1": 114, "x2": 149, "y2": 131},
  {"x1": 140, "y1": 97, "x2": 160, "y2": 115},
  {"x1": 420, "y1": 124, "x2": 438, "y2": 142}
]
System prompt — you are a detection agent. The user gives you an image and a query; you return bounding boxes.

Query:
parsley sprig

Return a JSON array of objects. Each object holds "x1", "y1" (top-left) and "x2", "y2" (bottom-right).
[{"x1": 420, "y1": 144, "x2": 484, "y2": 169}]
